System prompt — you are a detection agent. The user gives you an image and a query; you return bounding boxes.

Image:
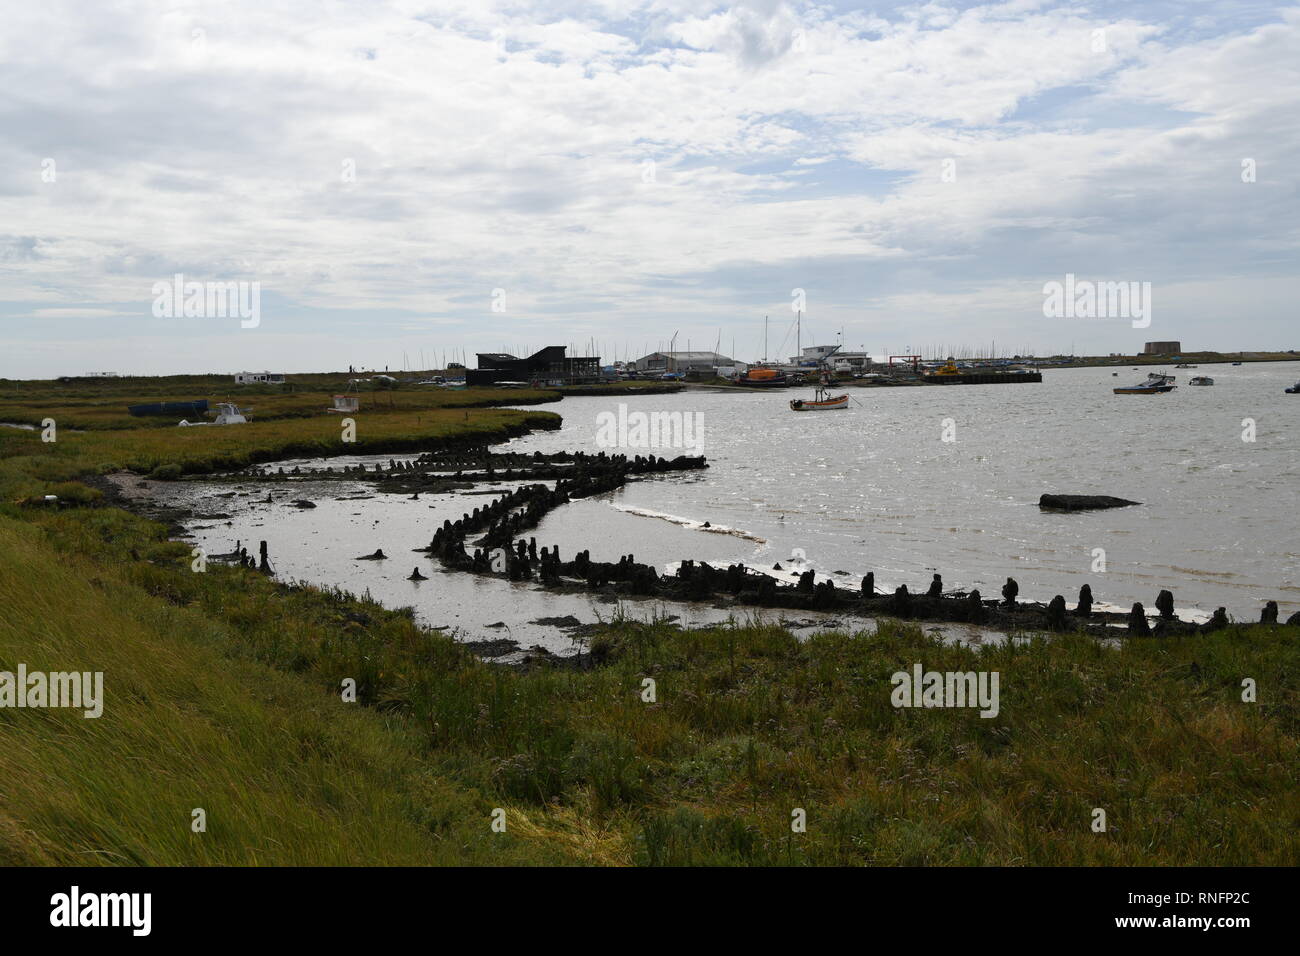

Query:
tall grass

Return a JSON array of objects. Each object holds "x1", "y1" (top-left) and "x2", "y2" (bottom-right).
[
  {"x1": 12, "y1": 493, "x2": 1297, "y2": 865},
  {"x1": 0, "y1": 520, "x2": 588, "y2": 865}
]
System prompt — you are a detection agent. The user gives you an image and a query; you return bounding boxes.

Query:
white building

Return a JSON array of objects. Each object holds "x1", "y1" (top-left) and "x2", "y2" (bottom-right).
[
  {"x1": 234, "y1": 371, "x2": 285, "y2": 385},
  {"x1": 789, "y1": 345, "x2": 841, "y2": 365},
  {"x1": 831, "y1": 352, "x2": 873, "y2": 371},
  {"x1": 789, "y1": 346, "x2": 873, "y2": 370}
]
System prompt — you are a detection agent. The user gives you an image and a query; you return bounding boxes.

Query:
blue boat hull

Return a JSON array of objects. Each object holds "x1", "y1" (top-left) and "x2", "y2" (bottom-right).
[{"x1": 128, "y1": 400, "x2": 209, "y2": 417}]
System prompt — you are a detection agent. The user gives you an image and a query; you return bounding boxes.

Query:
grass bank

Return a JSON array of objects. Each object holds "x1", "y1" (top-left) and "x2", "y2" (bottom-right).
[
  {"x1": 0, "y1": 519, "x2": 582, "y2": 865},
  {"x1": 4, "y1": 495, "x2": 1298, "y2": 865},
  {"x1": 0, "y1": 404, "x2": 559, "y2": 499},
  {"x1": 0, "y1": 375, "x2": 560, "y2": 431}
]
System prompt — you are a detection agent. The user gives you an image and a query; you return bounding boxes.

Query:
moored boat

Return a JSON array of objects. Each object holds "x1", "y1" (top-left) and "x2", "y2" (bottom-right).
[
  {"x1": 1286, "y1": 381, "x2": 1300, "y2": 394},
  {"x1": 925, "y1": 358, "x2": 963, "y2": 378},
  {"x1": 789, "y1": 385, "x2": 849, "y2": 411},
  {"x1": 1188, "y1": 376, "x2": 1214, "y2": 386},
  {"x1": 1115, "y1": 372, "x2": 1176, "y2": 395},
  {"x1": 178, "y1": 402, "x2": 251, "y2": 426},
  {"x1": 128, "y1": 399, "x2": 209, "y2": 417},
  {"x1": 737, "y1": 365, "x2": 788, "y2": 387},
  {"x1": 1115, "y1": 383, "x2": 1176, "y2": 394}
]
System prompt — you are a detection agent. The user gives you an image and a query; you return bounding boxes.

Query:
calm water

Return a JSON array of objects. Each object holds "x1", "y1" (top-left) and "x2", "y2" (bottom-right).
[{"x1": 164, "y1": 361, "x2": 1298, "y2": 651}]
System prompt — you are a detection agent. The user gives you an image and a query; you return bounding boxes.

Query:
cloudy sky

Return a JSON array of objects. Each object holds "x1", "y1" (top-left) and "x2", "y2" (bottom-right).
[{"x1": 1, "y1": 0, "x2": 1296, "y2": 376}]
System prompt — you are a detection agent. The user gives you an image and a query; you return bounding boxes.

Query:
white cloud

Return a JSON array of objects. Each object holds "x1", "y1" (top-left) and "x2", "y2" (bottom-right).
[{"x1": 0, "y1": 0, "x2": 1296, "y2": 375}]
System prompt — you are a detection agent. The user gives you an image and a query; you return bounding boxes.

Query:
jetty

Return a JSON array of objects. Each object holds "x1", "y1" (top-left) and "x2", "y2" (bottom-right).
[{"x1": 920, "y1": 370, "x2": 1041, "y2": 385}]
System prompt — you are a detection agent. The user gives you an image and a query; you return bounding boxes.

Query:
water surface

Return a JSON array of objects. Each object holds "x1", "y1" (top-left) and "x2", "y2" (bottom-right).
[{"x1": 161, "y1": 361, "x2": 1298, "y2": 650}]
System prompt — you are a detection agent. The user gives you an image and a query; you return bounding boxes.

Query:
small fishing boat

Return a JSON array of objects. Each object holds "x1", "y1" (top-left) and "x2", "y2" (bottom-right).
[
  {"x1": 1286, "y1": 381, "x2": 1300, "y2": 394},
  {"x1": 1175, "y1": 363, "x2": 1197, "y2": 369},
  {"x1": 1115, "y1": 372, "x2": 1176, "y2": 395},
  {"x1": 789, "y1": 383, "x2": 849, "y2": 411},
  {"x1": 1188, "y1": 376, "x2": 1214, "y2": 386},
  {"x1": 1232, "y1": 361, "x2": 1243, "y2": 365}
]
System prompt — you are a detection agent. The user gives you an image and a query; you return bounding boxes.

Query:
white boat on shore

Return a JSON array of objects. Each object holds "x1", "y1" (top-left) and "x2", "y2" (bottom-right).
[{"x1": 178, "y1": 402, "x2": 251, "y2": 426}]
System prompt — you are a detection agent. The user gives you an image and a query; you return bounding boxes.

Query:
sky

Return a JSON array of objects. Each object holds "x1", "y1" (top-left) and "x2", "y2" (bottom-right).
[{"x1": 1, "y1": 0, "x2": 1297, "y2": 377}]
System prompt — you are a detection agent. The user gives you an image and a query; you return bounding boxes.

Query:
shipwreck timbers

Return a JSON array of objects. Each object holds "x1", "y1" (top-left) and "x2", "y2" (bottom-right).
[
  {"x1": 226, "y1": 445, "x2": 1287, "y2": 638},
  {"x1": 392, "y1": 448, "x2": 1283, "y2": 638},
  {"x1": 1039, "y1": 494, "x2": 1141, "y2": 511}
]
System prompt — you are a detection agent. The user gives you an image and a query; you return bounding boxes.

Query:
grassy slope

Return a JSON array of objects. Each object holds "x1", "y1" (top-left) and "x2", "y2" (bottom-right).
[
  {"x1": 0, "y1": 519, "x2": 589, "y2": 865},
  {"x1": 0, "y1": 383, "x2": 576, "y2": 865}
]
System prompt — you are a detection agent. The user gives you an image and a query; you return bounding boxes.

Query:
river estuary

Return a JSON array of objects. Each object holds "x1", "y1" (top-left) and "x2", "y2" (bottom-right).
[{"x1": 155, "y1": 361, "x2": 1298, "y2": 654}]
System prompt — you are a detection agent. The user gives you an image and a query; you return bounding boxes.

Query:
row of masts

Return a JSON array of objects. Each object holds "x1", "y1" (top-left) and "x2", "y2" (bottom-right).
[{"x1": 388, "y1": 326, "x2": 1055, "y2": 373}]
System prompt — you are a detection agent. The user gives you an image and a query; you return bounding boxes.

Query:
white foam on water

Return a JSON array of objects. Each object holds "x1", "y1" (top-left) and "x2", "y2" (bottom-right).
[{"x1": 612, "y1": 504, "x2": 766, "y2": 542}]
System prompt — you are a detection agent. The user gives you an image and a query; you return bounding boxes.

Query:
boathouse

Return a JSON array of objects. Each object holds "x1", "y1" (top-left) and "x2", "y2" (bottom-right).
[
  {"x1": 633, "y1": 351, "x2": 736, "y2": 374},
  {"x1": 467, "y1": 346, "x2": 600, "y2": 386}
]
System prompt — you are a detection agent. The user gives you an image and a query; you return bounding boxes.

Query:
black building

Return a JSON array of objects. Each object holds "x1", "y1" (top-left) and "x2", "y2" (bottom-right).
[{"x1": 466, "y1": 346, "x2": 600, "y2": 386}]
